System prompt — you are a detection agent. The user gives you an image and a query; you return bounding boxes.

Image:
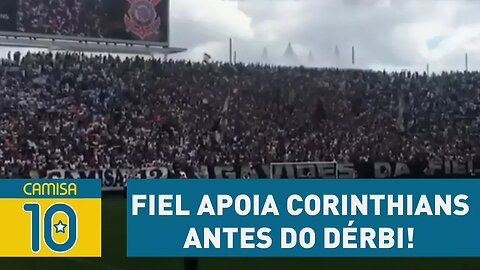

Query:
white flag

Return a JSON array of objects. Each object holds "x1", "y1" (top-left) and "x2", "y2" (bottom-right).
[{"x1": 203, "y1": 53, "x2": 212, "y2": 63}]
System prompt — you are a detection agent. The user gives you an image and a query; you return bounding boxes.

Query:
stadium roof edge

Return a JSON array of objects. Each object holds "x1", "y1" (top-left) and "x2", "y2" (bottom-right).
[{"x1": 0, "y1": 35, "x2": 186, "y2": 56}]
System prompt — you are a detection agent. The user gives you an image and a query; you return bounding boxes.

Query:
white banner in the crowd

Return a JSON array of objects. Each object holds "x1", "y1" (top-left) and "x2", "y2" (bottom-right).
[
  {"x1": 46, "y1": 167, "x2": 168, "y2": 191},
  {"x1": 211, "y1": 163, "x2": 355, "y2": 179}
]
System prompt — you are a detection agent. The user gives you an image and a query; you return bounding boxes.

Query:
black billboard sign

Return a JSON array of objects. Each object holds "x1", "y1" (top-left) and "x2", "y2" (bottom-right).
[
  {"x1": 0, "y1": 0, "x2": 17, "y2": 31},
  {"x1": 0, "y1": 0, "x2": 169, "y2": 45}
]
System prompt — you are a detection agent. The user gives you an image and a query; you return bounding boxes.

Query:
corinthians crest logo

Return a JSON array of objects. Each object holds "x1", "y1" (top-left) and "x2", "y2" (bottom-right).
[{"x1": 124, "y1": 0, "x2": 161, "y2": 39}]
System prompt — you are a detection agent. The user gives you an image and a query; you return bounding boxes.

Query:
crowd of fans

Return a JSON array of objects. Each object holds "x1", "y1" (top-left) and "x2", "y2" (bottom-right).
[{"x1": 0, "y1": 51, "x2": 479, "y2": 178}]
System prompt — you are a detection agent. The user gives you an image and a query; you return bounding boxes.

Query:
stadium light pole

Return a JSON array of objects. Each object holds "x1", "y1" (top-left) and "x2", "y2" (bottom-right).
[
  {"x1": 352, "y1": 46, "x2": 355, "y2": 66},
  {"x1": 465, "y1": 53, "x2": 468, "y2": 72},
  {"x1": 229, "y1": 38, "x2": 233, "y2": 64}
]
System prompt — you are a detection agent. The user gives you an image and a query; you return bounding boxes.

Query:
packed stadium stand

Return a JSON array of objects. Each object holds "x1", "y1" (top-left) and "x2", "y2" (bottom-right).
[{"x1": 0, "y1": 51, "x2": 479, "y2": 178}]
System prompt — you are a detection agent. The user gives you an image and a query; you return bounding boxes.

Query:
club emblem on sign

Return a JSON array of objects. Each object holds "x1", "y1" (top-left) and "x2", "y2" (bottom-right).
[{"x1": 124, "y1": 0, "x2": 161, "y2": 39}]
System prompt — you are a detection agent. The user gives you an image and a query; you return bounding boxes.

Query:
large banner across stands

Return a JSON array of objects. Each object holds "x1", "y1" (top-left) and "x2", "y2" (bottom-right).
[
  {"x1": 46, "y1": 160, "x2": 480, "y2": 191},
  {"x1": 127, "y1": 179, "x2": 480, "y2": 257},
  {"x1": 209, "y1": 160, "x2": 480, "y2": 179}
]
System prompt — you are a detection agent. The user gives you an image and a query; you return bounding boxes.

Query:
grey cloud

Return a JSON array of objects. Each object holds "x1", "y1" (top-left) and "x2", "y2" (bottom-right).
[{"x1": 169, "y1": 0, "x2": 479, "y2": 72}]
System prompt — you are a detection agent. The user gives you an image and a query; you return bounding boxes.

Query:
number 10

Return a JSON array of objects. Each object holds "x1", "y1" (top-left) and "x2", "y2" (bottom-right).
[{"x1": 23, "y1": 203, "x2": 78, "y2": 253}]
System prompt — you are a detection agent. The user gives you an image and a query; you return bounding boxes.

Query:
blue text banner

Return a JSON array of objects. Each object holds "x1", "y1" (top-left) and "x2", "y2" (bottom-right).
[{"x1": 127, "y1": 179, "x2": 480, "y2": 257}]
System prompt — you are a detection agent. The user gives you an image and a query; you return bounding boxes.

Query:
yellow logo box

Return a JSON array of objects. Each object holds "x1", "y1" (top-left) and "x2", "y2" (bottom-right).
[{"x1": 0, "y1": 180, "x2": 101, "y2": 257}]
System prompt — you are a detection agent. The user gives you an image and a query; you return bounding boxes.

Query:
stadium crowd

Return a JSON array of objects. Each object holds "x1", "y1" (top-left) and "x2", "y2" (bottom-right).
[{"x1": 0, "y1": 51, "x2": 479, "y2": 178}]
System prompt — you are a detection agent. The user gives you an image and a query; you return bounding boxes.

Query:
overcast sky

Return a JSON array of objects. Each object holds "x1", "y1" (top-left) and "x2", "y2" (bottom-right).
[
  {"x1": 3, "y1": 0, "x2": 480, "y2": 72},
  {"x1": 167, "y1": 0, "x2": 480, "y2": 72}
]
